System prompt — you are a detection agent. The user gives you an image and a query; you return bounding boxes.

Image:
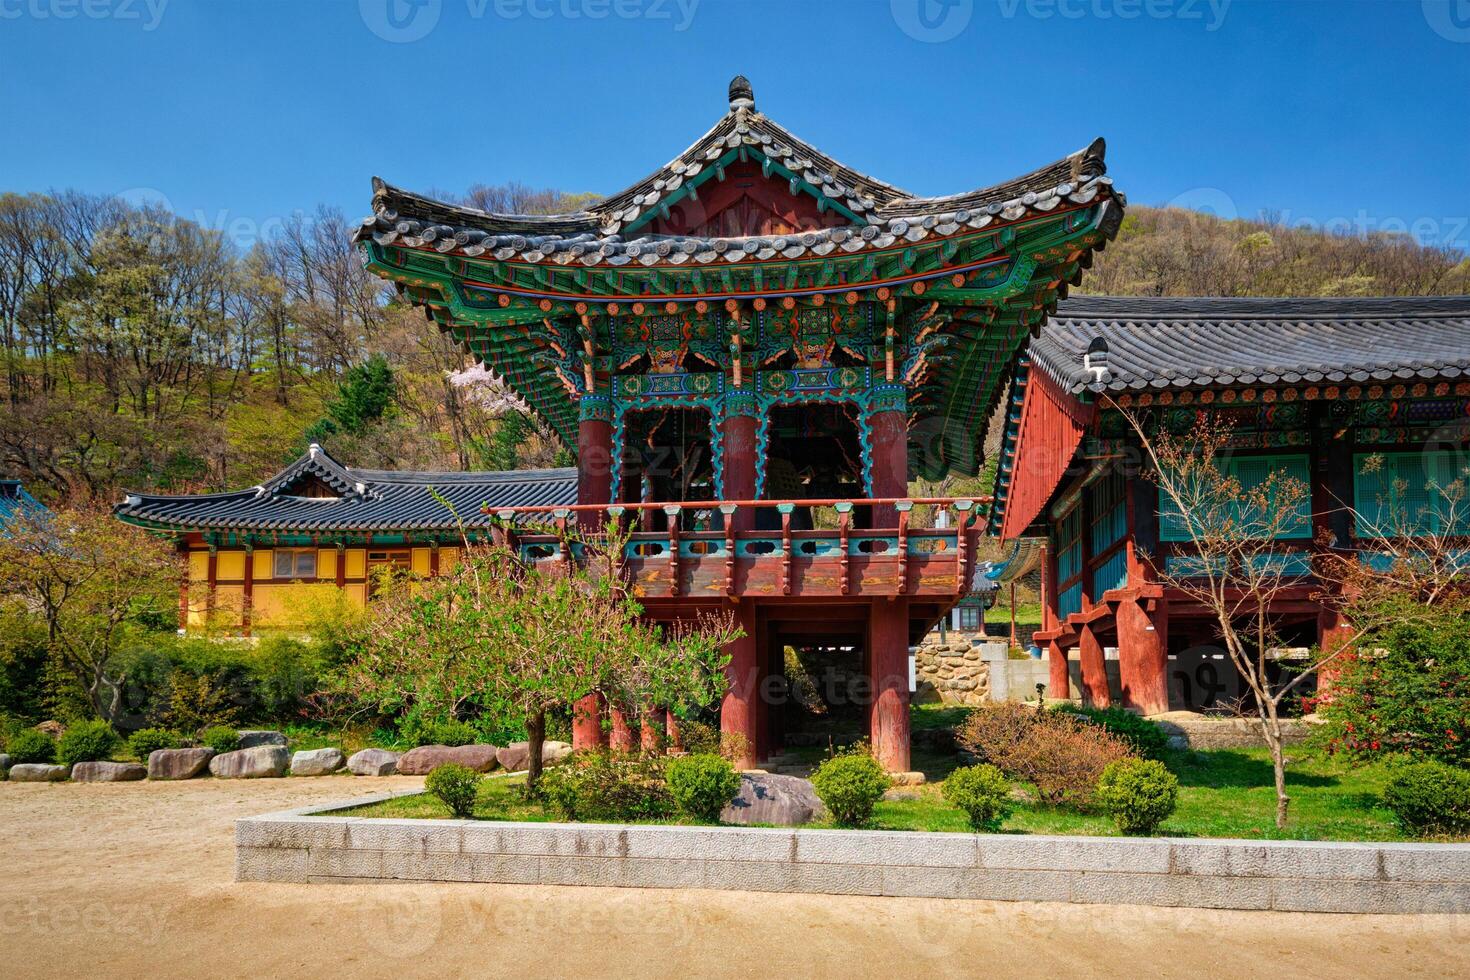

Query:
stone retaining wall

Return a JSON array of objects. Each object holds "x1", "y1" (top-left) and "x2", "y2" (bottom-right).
[
  {"x1": 238, "y1": 795, "x2": 1470, "y2": 914},
  {"x1": 914, "y1": 640, "x2": 1000, "y2": 705}
]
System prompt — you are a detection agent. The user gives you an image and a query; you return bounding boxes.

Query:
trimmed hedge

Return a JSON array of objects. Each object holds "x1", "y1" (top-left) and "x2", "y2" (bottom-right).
[
  {"x1": 666, "y1": 753, "x2": 741, "y2": 823},
  {"x1": 1383, "y1": 761, "x2": 1470, "y2": 836}
]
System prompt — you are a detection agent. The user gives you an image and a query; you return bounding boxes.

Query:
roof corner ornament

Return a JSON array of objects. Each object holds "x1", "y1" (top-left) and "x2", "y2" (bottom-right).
[
  {"x1": 728, "y1": 74, "x2": 754, "y2": 111},
  {"x1": 1084, "y1": 335, "x2": 1111, "y2": 384},
  {"x1": 308, "y1": 442, "x2": 322, "y2": 457}
]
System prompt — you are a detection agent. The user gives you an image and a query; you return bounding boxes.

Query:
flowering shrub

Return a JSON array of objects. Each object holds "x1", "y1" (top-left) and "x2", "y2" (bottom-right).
[{"x1": 1317, "y1": 605, "x2": 1470, "y2": 766}]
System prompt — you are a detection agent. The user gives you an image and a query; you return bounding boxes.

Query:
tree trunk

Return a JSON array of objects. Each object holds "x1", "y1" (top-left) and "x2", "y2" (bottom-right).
[
  {"x1": 1260, "y1": 703, "x2": 1290, "y2": 829},
  {"x1": 525, "y1": 709, "x2": 546, "y2": 795}
]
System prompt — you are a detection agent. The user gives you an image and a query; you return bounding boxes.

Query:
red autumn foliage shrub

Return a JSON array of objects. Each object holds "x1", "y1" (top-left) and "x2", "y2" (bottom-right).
[{"x1": 957, "y1": 702, "x2": 1135, "y2": 809}]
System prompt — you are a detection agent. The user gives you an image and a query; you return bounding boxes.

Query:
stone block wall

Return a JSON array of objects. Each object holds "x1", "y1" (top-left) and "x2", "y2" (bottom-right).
[{"x1": 914, "y1": 639, "x2": 994, "y2": 705}]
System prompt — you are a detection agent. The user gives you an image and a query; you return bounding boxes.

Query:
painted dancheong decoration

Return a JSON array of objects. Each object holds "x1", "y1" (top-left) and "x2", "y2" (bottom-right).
[{"x1": 119, "y1": 77, "x2": 1126, "y2": 773}]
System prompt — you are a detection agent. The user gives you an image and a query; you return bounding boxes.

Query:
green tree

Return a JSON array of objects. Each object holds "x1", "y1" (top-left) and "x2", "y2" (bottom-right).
[
  {"x1": 341, "y1": 529, "x2": 738, "y2": 790},
  {"x1": 0, "y1": 504, "x2": 175, "y2": 724}
]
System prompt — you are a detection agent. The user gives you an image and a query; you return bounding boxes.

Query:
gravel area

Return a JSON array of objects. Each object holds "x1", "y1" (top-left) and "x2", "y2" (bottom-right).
[{"x1": 1, "y1": 778, "x2": 1466, "y2": 979}]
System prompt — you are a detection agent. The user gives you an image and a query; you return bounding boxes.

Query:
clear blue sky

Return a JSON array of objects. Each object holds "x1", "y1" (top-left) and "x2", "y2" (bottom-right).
[{"x1": 2, "y1": 0, "x2": 1467, "y2": 250}]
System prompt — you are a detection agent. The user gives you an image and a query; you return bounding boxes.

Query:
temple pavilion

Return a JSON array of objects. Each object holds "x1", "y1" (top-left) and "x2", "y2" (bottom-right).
[{"x1": 116, "y1": 76, "x2": 1126, "y2": 772}]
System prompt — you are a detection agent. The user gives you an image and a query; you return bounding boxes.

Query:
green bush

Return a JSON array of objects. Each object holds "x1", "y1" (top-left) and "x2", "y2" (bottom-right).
[
  {"x1": 127, "y1": 728, "x2": 181, "y2": 759},
  {"x1": 201, "y1": 726, "x2": 239, "y2": 754},
  {"x1": 1060, "y1": 705, "x2": 1170, "y2": 761},
  {"x1": 1095, "y1": 759, "x2": 1179, "y2": 835},
  {"x1": 538, "y1": 753, "x2": 673, "y2": 822},
  {"x1": 57, "y1": 720, "x2": 119, "y2": 767},
  {"x1": 810, "y1": 750, "x2": 891, "y2": 828},
  {"x1": 407, "y1": 718, "x2": 479, "y2": 747},
  {"x1": 425, "y1": 763, "x2": 483, "y2": 818},
  {"x1": 666, "y1": 753, "x2": 741, "y2": 823},
  {"x1": 1318, "y1": 601, "x2": 1470, "y2": 765},
  {"x1": 1382, "y1": 761, "x2": 1470, "y2": 836},
  {"x1": 5, "y1": 728, "x2": 56, "y2": 764},
  {"x1": 942, "y1": 764, "x2": 1013, "y2": 832}
]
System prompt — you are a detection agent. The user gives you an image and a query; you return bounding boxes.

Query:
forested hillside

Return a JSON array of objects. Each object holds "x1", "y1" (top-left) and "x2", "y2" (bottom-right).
[{"x1": 2, "y1": 193, "x2": 1467, "y2": 504}]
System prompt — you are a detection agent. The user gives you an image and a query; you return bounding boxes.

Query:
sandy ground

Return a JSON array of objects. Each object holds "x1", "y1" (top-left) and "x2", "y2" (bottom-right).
[{"x1": 0, "y1": 778, "x2": 1466, "y2": 980}]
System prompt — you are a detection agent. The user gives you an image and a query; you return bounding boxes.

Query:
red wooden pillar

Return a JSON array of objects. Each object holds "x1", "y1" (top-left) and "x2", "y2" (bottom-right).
[
  {"x1": 1077, "y1": 623, "x2": 1111, "y2": 708},
  {"x1": 572, "y1": 693, "x2": 605, "y2": 753},
  {"x1": 1117, "y1": 598, "x2": 1169, "y2": 715},
  {"x1": 868, "y1": 408, "x2": 907, "y2": 528},
  {"x1": 869, "y1": 598, "x2": 911, "y2": 773},
  {"x1": 1315, "y1": 608, "x2": 1355, "y2": 705},
  {"x1": 640, "y1": 705, "x2": 663, "y2": 753},
  {"x1": 1047, "y1": 639, "x2": 1070, "y2": 701},
  {"x1": 720, "y1": 599, "x2": 759, "y2": 769},
  {"x1": 572, "y1": 412, "x2": 614, "y2": 752},
  {"x1": 608, "y1": 705, "x2": 636, "y2": 754},
  {"x1": 720, "y1": 411, "x2": 758, "y2": 531}
]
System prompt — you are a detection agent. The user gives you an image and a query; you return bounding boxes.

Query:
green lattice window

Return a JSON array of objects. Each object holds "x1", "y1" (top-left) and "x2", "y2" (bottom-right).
[
  {"x1": 1159, "y1": 454, "x2": 1312, "y2": 542},
  {"x1": 1354, "y1": 451, "x2": 1470, "y2": 537}
]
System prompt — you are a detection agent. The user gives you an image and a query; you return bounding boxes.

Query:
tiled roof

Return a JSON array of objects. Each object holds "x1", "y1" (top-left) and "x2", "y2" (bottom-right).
[
  {"x1": 354, "y1": 76, "x2": 1113, "y2": 268},
  {"x1": 0, "y1": 480, "x2": 47, "y2": 528},
  {"x1": 113, "y1": 445, "x2": 577, "y2": 534},
  {"x1": 1031, "y1": 295, "x2": 1470, "y2": 394}
]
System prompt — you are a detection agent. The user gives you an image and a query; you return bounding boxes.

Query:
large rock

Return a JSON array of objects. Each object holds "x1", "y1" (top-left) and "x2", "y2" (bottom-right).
[
  {"x1": 0, "y1": 753, "x2": 10, "y2": 779},
  {"x1": 289, "y1": 748, "x2": 345, "y2": 776},
  {"x1": 209, "y1": 745, "x2": 289, "y2": 779},
  {"x1": 71, "y1": 760, "x2": 147, "y2": 782},
  {"x1": 237, "y1": 730, "x2": 287, "y2": 749},
  {"x1": 346, "y1": 748, "x2": 399, "y2": 776},
  {"x1": 147, "y1": 747, "x2": 214, "y2": 780},
  {"x1": 395, "y1": 744, "x2": 500, "y2": 775},
  {"x1": 9, "y1": 763, "x2": 69, "y2": 782},
  {"x1": 495, "y1": 740, "x2": 573, "y2": 772},
  {"x1": 720, "y1": 773, "x2": 827, "y2": 826}
]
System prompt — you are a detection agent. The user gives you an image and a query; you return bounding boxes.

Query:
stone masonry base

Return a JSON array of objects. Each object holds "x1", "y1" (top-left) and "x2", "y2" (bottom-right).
[{"x1": 236, "y1": 794, "x2": 1470, "y2": 914}]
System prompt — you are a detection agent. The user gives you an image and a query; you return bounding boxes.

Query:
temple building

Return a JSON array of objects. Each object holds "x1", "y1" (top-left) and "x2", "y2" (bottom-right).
[
  {"x1": 318, "y1": 75, "x2": 1125, "y2": 771},
  {"x1": 990, "y1": 295, "x2": 1470, "y2": 714},
  {"x1": 114, "y1": 445, "x2": 575, "y2": 630}
]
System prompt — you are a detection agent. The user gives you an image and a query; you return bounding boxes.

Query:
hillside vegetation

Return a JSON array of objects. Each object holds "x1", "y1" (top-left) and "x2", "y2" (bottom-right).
[{"x1": 1, "y1": 193, "x2": 1466, "y2": 505}]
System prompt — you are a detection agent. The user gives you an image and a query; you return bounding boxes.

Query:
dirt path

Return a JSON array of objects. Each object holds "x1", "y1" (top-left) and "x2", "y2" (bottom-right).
[{"x1": 0, "y1": 778, "x2": 1464, "y2": 979}]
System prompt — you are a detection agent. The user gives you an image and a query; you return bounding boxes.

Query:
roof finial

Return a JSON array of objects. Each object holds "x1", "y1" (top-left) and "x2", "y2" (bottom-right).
[{"x1": 728, "y1": 75, "x2": 754, "y2": 110}]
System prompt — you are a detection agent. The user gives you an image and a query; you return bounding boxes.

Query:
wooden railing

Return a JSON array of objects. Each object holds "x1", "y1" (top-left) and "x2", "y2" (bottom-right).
[{"x1": 481, "y1": 497, "x2": 991, "y2": 601}]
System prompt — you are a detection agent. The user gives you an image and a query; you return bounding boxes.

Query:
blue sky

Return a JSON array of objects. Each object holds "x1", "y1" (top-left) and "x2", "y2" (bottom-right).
[{"x1": 1, "y1": 0, "x2": 1467, "y2": 250}]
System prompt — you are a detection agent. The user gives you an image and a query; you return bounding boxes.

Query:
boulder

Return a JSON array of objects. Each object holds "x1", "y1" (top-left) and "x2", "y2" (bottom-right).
[
  {"x1": 237, "y1": 730, "x2": 287, "y2": 749},
  {"x1": 9, "y1": 763, "x2": 69, "y2": 782},
  {"x1": 71, "y1": 761, "x2": 147, "y2": 782},
  {"x1": 346, "y1": 748, "x2": 399, "y2": 776},
  {"x1": 720, "y1": 773, "x2": 827, "y2": 827},
  {"x1": 147, "y1": 747, "x2": 215, "y2": 780},
  {"x1": 34, "y1": 720, "x2": 65, "y2": 738},
  {"x1": 494, "y1": 740, "x2": 574, "y2": 772},
  {"x1": 395, "y1": 744, "x2": 500, "y2": 775},
  {"x1": 289, "y1": 748, "x2": 345, "y2": 776},
  {"x1": 0, "y1": 753, "x2": 10, "y2": 778},
  {"x1": 208, "y1": 745, "x2": 289, "y2": 779}
]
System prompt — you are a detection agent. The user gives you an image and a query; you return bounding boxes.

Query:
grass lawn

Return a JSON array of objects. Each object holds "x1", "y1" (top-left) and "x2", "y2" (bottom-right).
[{"x1": 341, "y1": 746, "x2": 1420, "y2": 842}]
